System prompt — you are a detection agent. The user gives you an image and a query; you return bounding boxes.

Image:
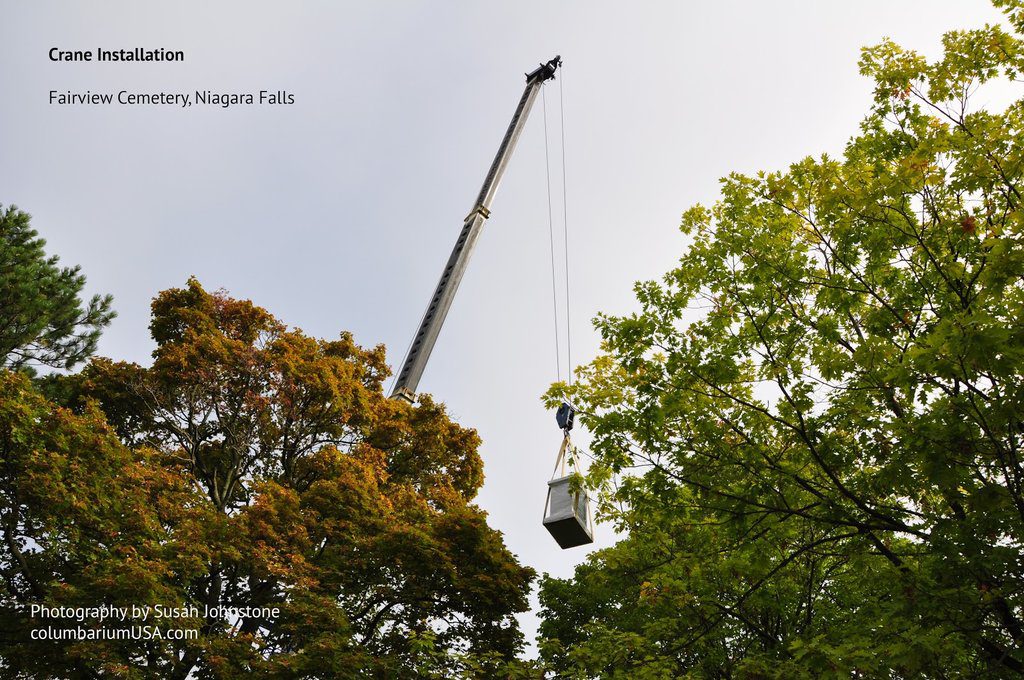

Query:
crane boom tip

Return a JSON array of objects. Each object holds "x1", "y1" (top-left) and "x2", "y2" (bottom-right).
[{"x1": 527, "y1": 55, "x2": 562, "y2": 83}]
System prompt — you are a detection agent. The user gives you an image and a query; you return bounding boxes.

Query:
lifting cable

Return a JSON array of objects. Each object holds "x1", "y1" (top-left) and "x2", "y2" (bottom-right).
[
  {"x1": 560, "y1": 70, "x2": 572, "y2": 389},
  {"x1": 542, "y1": 86, "x2": 562, "y2": 384},
  {"x1": 542, "y1": 70, "x2": 574, "y2": 390}
]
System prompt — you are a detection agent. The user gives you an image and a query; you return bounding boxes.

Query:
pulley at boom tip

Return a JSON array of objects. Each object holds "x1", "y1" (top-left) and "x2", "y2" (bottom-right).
[{"x1": 527, "y1": 56, "x2": 562, "y2": 84}]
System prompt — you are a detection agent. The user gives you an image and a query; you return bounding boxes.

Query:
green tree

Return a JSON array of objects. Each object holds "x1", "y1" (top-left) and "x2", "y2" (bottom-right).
[
  {"x1": 0, "y1": 205, "x2": 114, "y2": 372},
  {"x1": 540, "y1": 3, "x2": 1024, "y2": 677},
  {"x1": 8, "y1": 278, "x2": 534, "y2": 679}
]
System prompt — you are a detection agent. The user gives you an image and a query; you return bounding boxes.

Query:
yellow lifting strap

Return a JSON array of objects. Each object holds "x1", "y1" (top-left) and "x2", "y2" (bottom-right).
[{"x1": 551, "y1": 433, "x2": 578, "y2": 479}]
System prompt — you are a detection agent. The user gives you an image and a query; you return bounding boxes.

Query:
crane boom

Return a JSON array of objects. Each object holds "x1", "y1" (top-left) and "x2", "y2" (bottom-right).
[{"x1": 391, "y1": 56, "x2": 562, "y2": 402}]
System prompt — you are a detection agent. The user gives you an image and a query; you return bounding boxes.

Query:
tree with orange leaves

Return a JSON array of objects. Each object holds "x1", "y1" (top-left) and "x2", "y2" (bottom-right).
[{"x1": 3, "y1": 277, "x2": 533, "y2": 678}]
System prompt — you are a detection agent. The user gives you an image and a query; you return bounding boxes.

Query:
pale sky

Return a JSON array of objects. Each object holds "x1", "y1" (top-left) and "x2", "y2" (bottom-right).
[{"x1": 0, "y1": 0, "x2": 1008, "y2": 651}]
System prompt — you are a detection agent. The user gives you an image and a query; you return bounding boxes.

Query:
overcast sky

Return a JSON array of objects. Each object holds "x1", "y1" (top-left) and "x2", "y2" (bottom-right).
[{"x1": 0, "y1": 0, "x2": 1008, "y2": 651}]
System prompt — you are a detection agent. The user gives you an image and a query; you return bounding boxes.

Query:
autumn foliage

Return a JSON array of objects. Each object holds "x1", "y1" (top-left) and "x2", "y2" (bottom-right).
[{"x1": 1, "y1": 278, "x2": 533, "y2": 678}]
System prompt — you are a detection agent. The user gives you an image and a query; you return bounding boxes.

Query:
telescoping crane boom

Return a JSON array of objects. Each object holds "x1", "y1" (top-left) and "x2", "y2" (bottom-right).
[{"x1": 391, "y1": 56, "x2": 562, "y2": 403}]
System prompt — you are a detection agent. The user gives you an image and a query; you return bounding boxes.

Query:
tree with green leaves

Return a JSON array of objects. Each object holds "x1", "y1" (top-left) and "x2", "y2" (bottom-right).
[
  {"x1": 0, "y1": 205, "x2": 114, "y2": 372},
  {"x1": 540, "y1": 2, "x2": 1024, "y2": 676}
]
